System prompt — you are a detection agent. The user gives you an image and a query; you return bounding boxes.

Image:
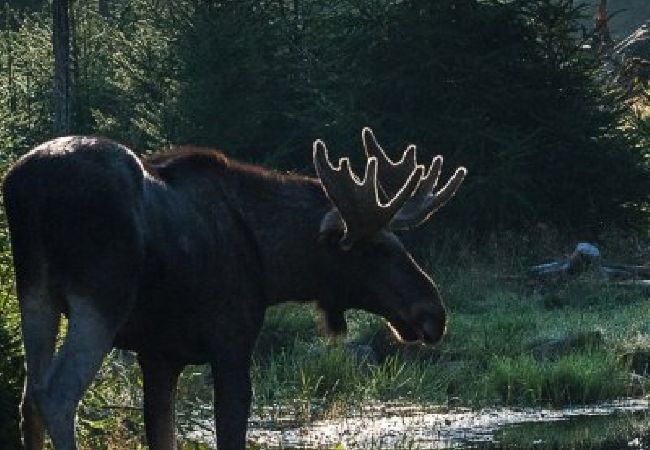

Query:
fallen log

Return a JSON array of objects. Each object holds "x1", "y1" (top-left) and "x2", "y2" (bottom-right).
[{"x1": 528, "y1": 243, "x2": 649, "y2": 288}]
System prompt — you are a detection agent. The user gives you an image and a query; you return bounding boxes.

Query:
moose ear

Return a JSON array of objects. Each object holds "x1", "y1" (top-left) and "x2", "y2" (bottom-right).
[{"x1": 318, "y1": 208, "x2": 346, "y2": 247}]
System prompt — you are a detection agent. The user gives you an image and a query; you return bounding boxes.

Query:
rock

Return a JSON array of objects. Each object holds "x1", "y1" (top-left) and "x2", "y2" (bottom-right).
[{"x1": 530, "y1": 331, "x2": 604, "y2": 361}]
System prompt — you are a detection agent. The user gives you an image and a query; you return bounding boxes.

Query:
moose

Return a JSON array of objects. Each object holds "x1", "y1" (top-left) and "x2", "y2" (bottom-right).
[{"x1": 3, "y1": 128, "x2": 466, "y2": 450}]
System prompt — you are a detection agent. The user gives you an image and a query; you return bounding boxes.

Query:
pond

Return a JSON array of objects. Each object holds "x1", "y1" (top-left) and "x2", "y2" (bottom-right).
[{"x1": 189, "y1": 399, "x2": 650, "y2": 449}]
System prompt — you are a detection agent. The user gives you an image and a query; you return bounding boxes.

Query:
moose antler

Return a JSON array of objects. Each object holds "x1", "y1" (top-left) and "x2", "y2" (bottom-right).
[
  {"x1": 314, "y1": 140, "x2": 422, "y2": 249},
  {"x1": 362, "y1": 128, "x2": 467, "y2": 231},
  {"x1": 391, "y1": 156, "x2": 466, "y2": 230},
  {"x1": 362, "y1": 127, "x2": 419, "y2": 200}
]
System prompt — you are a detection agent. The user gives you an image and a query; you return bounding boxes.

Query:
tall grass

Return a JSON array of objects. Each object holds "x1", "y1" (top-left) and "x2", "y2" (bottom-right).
[
  {"x1": 248, "y1": 230, "x2": 649, "y2": 416},
  {"x1": 485, "y1": 352, "x2": 629, "y2": 406},
  {"x1": 1, "y1": 229, "x2": 647, "y2": 449}
]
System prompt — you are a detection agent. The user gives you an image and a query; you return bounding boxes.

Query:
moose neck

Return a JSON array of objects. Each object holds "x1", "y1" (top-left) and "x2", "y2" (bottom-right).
[{"x1": 224, "y1": 166, "x2": 332, "y2": 306}]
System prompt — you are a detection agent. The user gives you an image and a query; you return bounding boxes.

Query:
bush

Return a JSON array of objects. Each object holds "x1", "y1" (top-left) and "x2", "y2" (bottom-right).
[
  {"x1": 0, "y1": 312, "x2": 23, "y2": 450},
  {"x1": 0, "y1": 0, "x2": 646, "y2": 232},
  {"x1": 0, "y1": 163, "x2": 21, "y2": 450}
]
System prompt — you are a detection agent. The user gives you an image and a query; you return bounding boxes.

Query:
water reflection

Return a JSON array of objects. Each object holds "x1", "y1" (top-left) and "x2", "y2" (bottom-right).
[
  {"x1": 477, "y1": 410, "x2": 650, "y2": 450},
  {"x1": 242, "y1": 400, "x2": 650, "y2": 449}
]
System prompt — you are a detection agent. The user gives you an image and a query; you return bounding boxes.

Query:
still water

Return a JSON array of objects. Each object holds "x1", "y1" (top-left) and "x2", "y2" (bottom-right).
[{"x1": 239, "y1": 400, "x2": 650, "y2": 450}]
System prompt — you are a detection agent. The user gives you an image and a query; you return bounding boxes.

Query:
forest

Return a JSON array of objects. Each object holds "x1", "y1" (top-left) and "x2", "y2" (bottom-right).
[{"x1": 0, "y1": 0, "x2": 648, "y2": 449}]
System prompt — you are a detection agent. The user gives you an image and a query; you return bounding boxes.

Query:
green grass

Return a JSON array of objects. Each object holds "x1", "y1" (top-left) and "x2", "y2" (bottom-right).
[
  {"x1": 484, "y1": 352, "x2": 628, "y2": 405},
  {"x1": 247, "y1": 232, "x2": 650, "y2": 413},
  {"x1": 2, "y1": 231, "x2": 648, "y2": 449},
  {"x1": 242, "y1": 289, "x2": 649, "y2": 422}
]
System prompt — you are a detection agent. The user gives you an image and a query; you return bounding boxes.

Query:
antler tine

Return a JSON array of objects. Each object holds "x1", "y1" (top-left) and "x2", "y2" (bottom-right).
[
  {"x1": 313, "y1": 140, "x2": 354, "y2": 208},
  {"x1": 362, "y1": 127, "x2": 420, "y2": 198},
  {"x1": 314, "y1": 139, "x2": 423, "y2": 249},
  {"x1": 416, "y1": 155, "x2": 444, "y2": 200},
  {"x1": 425, "y1": 166, "x2": 467, "y2": 214},
  {"x1": 391, "y1": 157, "x2": 467, "y2": 231}
]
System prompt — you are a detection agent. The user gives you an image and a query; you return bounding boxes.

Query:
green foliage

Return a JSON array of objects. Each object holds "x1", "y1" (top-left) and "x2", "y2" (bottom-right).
[
  {"x1": 0, "y1": 8, "x2": 53, "y2": 154},
  {"x1": 0, "y1": 0, "x2": 646, "y2": 230},
  {"x1": 0, "y1": 164, "x2": 21, "y2": 450},
  {"x1": 0, "y1": 0, "x2": 647, "y2": 445},
  {"x1": 76, "y1": 351, "x2": 145, "y2": 449},
  {"x1": 0, "y1": 312, "x2": 23, "y2": 450}
]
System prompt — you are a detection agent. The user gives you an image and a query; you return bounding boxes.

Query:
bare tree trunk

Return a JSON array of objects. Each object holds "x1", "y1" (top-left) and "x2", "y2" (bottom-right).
[
  {"x1": 98, "y1": 0, "x2": 110, "y2": 18},
  {"x1": 595, "y1": 0, "x2": 613, "y2": 54},
  {"x1": 70, "y1": 0, "x2": 79, "y2": 124},
  {"x1": 52, "y1": 0, "x2": 71, "y2": 136}
]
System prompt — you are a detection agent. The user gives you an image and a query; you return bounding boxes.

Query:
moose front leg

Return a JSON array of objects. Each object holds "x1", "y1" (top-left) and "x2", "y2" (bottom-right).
[
  {"x1": 138, "y1": 355, "x2": 183, "y2": 450},
  {"x1": 211, "y1": 356, "x2": 253, "y2": 450}
]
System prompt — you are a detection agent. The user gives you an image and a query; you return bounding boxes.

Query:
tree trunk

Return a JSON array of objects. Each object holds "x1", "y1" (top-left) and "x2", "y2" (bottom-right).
[
  {"x1": 98, "y1": 0, "x2": 110, "y2": 18},
  {"x1": 595, "y1": 0, "x2": 613, "y2": 54},
  {"x1": 52, "y1": 0, "x2": 71, "y2": 136}
]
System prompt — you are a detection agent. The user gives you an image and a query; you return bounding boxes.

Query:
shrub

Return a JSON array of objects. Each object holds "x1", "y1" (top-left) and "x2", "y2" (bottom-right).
[
  {"x1": 0, "y1": 311, "x2": 23, "y2": 450},
  {"x1": 0, "y1": 0, "x2": 646, "y2": 231}
]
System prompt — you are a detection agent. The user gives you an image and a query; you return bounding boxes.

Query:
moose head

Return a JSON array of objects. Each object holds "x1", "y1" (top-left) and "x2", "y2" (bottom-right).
[{"x1": 312, "y1": 128, "x2": 467, "y2": 345}]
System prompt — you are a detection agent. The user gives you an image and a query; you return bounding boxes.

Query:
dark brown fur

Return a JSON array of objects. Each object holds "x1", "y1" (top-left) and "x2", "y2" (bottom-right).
[{"x1": 3, "y1": 136, "x2": 448, "y2": 450}]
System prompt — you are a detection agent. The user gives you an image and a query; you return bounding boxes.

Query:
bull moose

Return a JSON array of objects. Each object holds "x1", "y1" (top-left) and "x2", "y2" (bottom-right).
[{"x1": 2, "y1": 128, "x2": 466, "y2": 450}]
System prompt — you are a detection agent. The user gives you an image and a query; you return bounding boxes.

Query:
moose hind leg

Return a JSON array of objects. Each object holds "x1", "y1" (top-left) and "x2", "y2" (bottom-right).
[
  {"x1": 37, "y1": 294, "x2": 122, "y2": 450},
  {"x1": 19, "y1": 286, "x2": 60, "y2": 450}
]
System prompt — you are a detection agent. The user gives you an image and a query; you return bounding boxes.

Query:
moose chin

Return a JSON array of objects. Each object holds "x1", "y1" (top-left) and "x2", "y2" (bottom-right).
[{"x1": 3, "y1": 127, "x2": 466, "y2": 450}]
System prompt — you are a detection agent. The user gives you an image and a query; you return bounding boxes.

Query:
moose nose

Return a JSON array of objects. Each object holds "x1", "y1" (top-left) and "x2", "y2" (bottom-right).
[
  {"x1": 421, "y1": 314, "x2": 446, "y2": 345},
  {"x1": 412, "y1": 303, "x2": 447, "y2": 345}
]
